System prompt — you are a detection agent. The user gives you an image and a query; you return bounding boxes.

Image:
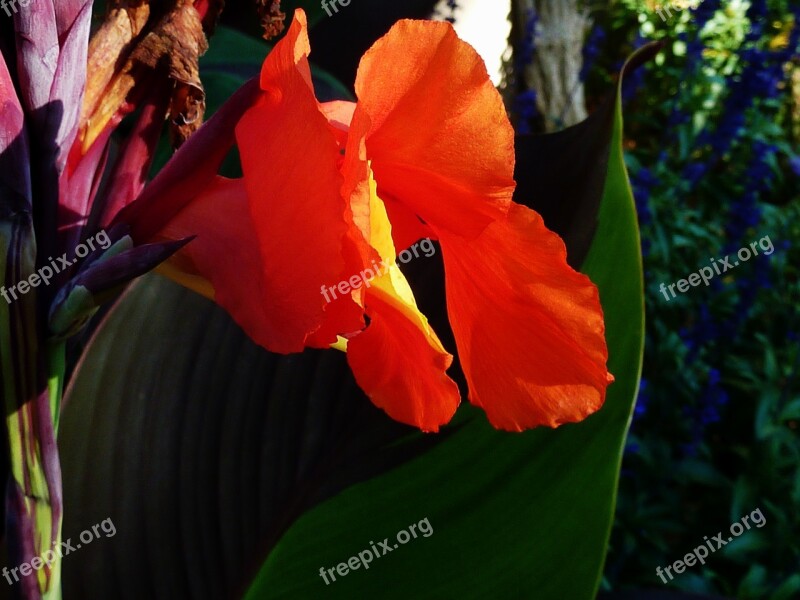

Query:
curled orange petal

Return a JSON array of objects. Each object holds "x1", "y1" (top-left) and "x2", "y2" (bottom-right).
[
  {"x1": 348, "y1": 276, "x2": 460, "y2": 433},
  {"x1": 440, "y1": 205, "x2": 614, "y2": 431}
]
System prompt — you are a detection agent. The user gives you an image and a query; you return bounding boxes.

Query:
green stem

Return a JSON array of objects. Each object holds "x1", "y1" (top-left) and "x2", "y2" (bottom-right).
[
  {"x1": 47, "y1": 340, "x2": 66, "y2": 437},
  {"x1": 1, "y1": 218, "x2": 64, "y2": 599}
]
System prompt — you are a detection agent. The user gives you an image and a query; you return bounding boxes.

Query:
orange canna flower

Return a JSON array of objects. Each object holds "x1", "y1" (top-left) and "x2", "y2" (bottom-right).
[{"x1": 117, "y1": 9, "x2": 613, "y2": 432}]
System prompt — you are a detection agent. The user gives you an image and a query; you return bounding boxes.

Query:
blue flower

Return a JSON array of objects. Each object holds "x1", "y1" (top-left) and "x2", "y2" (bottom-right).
[
  {"x1": 514, "y1": 9, "x2": 539, "y2": 132},
  {"x1": 683, "y1": 162, "x2": 708, "y2": 187},
  {"x1": 683, "y1": 368, "x2": 729, "y2": 456},
  {"x1": 680, "y1": 305, "x2": 720, "y2": 361},
  {"x1": 517, "y1": 8, "x2": 537, "y2": 69},
  {"x1": 724, "y1": 142, "x2": 775, "y2": 251},
  {"x1": 633, "y1": 378, "x2": 650, "y2": 420},
  {"x1": 631, "y1": 166, "x2": 658, "y2": 230},
  {"x1": 707, "y1": 7, "x2": 800, "y2": 158},
  {"x1": 622, "y1": 34, "x2": 649, "y2": 104},
  {"x1": 515, "y1": 90, "x2": 538, "y2": 135},
  {"x1": 581, "y1": 24, "x2": 606, "y2": 81},
  {"x1": 790, "y1": 156, "x2": 800, "y2": 176}
]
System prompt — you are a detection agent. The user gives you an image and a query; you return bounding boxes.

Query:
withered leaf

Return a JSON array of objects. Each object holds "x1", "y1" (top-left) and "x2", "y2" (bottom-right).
[
  {"x1": 82, "y1": 0, "x2": 151, "y2": 126},
  {"x1": 130, "y1": 0, "x2": 209, "y2": 147},
  {"x1": 257, "y1": 0, "x2": 285, "y2": 41},
  {"x1": 81, "y1": 0, "x2": 211, "y2": 152}
]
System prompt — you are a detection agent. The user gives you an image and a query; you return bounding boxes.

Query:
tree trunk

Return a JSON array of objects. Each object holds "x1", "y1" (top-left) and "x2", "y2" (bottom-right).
[{"x1": 514, "y1": 0, "x2": 590, "y2": 131}]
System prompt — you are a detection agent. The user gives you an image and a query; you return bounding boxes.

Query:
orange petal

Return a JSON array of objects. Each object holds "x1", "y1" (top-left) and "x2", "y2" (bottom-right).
[
  {"x1": 352, "y1": 19, "x2": 515, "y2": 240},
  {"x1": 320, "y1": 99, "x2": 356, "y2": 139},
  {"x1": 235, "y1": 9, "x2": 360, "y2": 352},
  {"x1": 382, "y1": 196, "x2": 437, "y2": 253},
  {"x1": 157, "y1": 176, "x2": 364, "y2": 353},
  {"x1": 348, "y1": 271, "x2": 460, "y2": 433},
  {"x1": 440, "y1": 204, "x2": 614, "y2": 431},
  {"x1": 155, "y1": 177, "x2": 287, "y2": 351},
  {"x1": 259, "y1": 9, "x2": 313, "y2": 94},
  {"x1": 304, "y1": 234, "x2": 367, "y2": 349}
]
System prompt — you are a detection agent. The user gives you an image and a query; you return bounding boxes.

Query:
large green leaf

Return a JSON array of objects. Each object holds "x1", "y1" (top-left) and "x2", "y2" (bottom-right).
[{"x1": 58, "y1": 39, "x2": 652, "y2": 600}]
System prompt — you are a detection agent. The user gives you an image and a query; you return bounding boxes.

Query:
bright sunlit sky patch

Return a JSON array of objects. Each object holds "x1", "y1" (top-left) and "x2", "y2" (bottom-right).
[{"x1": 435, "y1": 0, "x2": 512, "y2": 85}]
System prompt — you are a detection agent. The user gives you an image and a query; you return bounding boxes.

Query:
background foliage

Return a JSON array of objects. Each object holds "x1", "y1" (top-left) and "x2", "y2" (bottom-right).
[{"x1": 567, "y1": 1, "x2": 800, "y2": 597}]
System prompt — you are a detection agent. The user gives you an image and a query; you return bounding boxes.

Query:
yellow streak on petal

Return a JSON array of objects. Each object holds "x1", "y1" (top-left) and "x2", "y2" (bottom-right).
[
  {"x1": 367, "y1": 165, "x2": 396, "y2": 262},
  {"x1": 363, "y1": 170, "x2": 447, "y2": 355},
  {"x1": 369, "y1": 264, "x2": 448, "y2": 355},
  {"x1": 330, "y1": 336, "x2": 349, "y2": 352}
]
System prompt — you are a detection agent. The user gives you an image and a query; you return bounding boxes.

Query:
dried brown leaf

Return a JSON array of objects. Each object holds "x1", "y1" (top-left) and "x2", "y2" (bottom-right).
[
  {"x1": 82, "y1": 0, "x2": 151, "y2": 125},
  {"x1": 130, "y1": 0, "x2": 208, "y2": 146},
  {"x1": 256, "y1": 0, "x2": 285, "y2": 40},
  {"x1": 80, "y1": 0, "x2": 210, "y2": 151}
]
